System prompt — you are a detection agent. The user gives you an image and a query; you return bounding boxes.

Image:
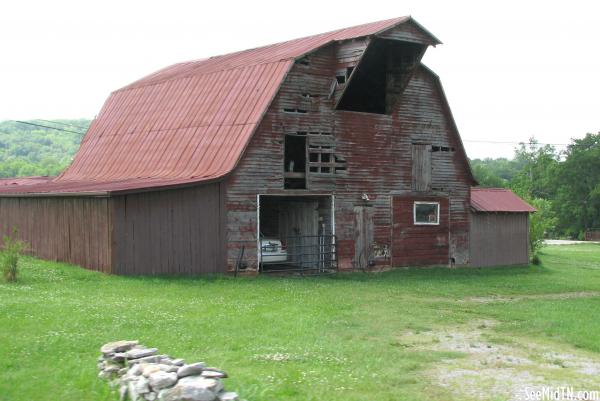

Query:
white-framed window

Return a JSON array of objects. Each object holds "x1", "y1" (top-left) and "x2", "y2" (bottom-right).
[{"x1": 414, "y1": 202, "x2": 440, "y2": 225}]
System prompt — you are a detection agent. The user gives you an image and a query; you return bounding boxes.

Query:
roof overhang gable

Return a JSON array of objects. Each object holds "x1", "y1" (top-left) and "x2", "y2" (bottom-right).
[{"x1": 373, "y1": 16, "x2": 442, "y2": 46}]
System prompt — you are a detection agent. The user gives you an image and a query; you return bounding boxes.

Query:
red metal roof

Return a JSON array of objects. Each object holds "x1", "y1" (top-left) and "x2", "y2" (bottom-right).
[
  {"x1": 471, "y1": 188, "x2": 536, "y2": 213},
  {"x1": 0, "y1": 176, "x2": 53, "y2": 187},
  {"x1": 0, "y1": 16, "x2": 442, "y2": 196}
]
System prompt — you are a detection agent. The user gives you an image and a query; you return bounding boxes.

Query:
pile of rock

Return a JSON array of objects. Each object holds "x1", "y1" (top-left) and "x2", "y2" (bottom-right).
[{"x1": 98, "y1": 340, "x2": 242, "y2": 401}]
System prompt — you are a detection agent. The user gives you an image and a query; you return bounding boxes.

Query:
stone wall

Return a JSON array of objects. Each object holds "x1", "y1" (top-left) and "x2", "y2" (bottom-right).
[{"x1": 98, "y1": 340, "x2": 243, "y2": 401}]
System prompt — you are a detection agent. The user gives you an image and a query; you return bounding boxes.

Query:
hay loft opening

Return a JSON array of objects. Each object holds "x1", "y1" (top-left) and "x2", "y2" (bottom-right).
[
  {"x1": 284, "y1": 135, "x2": 307, "y2": 189},
  {"x1": 337, "y1": 39, "x2": 425, "y2": 114}
]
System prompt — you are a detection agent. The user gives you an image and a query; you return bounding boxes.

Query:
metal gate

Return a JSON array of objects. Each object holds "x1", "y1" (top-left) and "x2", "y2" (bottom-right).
[{"x1": 260, "y1": 234, "x2": 338, "y2": 274}]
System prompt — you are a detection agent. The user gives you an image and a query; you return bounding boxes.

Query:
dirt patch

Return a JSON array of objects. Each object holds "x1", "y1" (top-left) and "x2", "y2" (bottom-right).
[
  {"x1": 466, "y1": 292, "x2": 600, "y2": 304},
  {"x1": 397, "y1": 320, "x2": 600, "y2": 400}
]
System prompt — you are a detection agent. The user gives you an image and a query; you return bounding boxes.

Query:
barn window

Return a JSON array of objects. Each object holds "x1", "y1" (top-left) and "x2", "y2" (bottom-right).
[
  {"x1": 308, "y1": 145, "x2": 347, "y2": 175},
  {"x1": 308, "y1": 145, "x2": 332, "y2": 173},
  {"x1": 414, "y1": 202, "x2": 440, "y2": 225},
  {"x1": 284, "y1": 135, "x2": 307, "y2": 189},
  {"x1": 432, "y1": 145, "x2": 455, "y2": 152}
]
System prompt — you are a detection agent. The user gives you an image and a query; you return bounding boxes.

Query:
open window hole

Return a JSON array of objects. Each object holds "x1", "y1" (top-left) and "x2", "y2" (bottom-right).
[
  {"x1": 284, "y1": 135, "x2": 307, "y2": 189},
  {"x1": 283, "y1": 108, "x2": 308, "y2": 114}
]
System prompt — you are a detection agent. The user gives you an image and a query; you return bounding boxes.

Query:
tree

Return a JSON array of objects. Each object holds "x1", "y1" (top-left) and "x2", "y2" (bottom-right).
[
  {"x1": 469, "y1": 157, "x2": 521, "y2": 188},
  {"x1": 510, "y1": 138, "x2": 559, "y2": 200},
  {"x1": 550, "y1": 133, "x2": 600, "y2": 238},
  {"x1": 528, "y1": 198, "x2": 557, "y2": 258}
]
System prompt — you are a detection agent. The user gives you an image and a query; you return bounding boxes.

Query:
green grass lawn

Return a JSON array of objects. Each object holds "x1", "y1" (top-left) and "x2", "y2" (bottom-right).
[{"x1": 1, "y1": 244, "x2": 600, "y2": 401}]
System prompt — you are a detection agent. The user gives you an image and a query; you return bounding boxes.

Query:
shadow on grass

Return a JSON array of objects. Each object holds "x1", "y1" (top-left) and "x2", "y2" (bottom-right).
[{"x1": 17, "y1": 254, "x2": 553, "y2": 286}]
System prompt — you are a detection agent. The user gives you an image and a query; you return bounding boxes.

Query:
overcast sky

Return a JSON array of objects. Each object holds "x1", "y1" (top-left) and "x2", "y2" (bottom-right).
[{"x1": 1, "y1": 0, "x2": 598, "y2": 159}]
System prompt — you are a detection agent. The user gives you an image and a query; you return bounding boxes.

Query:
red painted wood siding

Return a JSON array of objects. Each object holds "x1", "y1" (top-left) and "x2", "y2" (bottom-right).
[{"x1": 392, "y1": 196, "x2": 449, "y2": 266}]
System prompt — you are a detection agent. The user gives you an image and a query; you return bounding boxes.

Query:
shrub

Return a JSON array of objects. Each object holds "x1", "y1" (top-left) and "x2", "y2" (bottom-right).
[
  {"x1": 528, "y1": 198, "x2": 557, "y2": 261},
  {"x1": 1, "y1": 229, "x2": 26, "y2": 282}
]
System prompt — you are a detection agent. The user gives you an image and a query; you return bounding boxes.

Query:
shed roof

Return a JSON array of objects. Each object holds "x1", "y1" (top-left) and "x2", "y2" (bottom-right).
[
  {"x1": 0, "y1": 16, "x2": 442, "y2": 196},
  {"x1": 0, "y1": 176, "x2": 53, "y2": 187},
  {"x1": 471, "y1": 188, "x2": 536, "y2": 213}
]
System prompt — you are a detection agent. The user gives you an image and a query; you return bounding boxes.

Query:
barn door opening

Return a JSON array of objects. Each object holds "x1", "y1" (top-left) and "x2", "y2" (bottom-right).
[
  {"x1": 258, "y1": 195, "x2": 336, "y2": 274},
  {"x1": 354, "y1": 205, "x2": 374, "y2": 270}
]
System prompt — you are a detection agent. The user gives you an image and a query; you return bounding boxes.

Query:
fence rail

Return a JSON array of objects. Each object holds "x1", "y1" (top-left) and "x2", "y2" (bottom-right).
[{"x1": 260, "y1": 234, "x2": 337, "y2": 274}]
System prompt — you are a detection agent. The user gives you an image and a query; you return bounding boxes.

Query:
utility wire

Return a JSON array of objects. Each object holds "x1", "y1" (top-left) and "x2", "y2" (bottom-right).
[
  {"x1": 14, "y1": 121, "x2": 84, "y2": 135},
  {"x1": 35, "y1": 119, "x2": 88, "y2": 131},
  {"x1": 463, "y1": 139, "x2": 569, "y2": 146}
]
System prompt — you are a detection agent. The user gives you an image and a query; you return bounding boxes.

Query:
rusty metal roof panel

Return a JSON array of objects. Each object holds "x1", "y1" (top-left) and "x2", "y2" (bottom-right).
[
  {"x1": 0, "y1": 16, "x2": 439, "y2": 196},
  {"x1": 471, "y1": 188, "x2": 537, "y2": 213},
  {"x1": 57, "y1": 60, "x2": 292, "y2": 184},
  {"x1": 0, "y1": 176, "x2": 53, "y2": 187}
]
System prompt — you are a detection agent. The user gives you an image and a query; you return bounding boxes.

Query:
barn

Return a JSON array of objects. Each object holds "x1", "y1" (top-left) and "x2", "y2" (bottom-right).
[{"x1": 0, "y1": 16, "x2": 533, "y2": 274}]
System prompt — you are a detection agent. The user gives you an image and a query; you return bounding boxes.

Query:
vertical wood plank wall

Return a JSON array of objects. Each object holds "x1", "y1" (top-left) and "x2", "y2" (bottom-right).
[
  {"x1": 470, "y1": 212, "x2": 529, "y2": 267},
  {"x1": 0, "y1": 197, "x2": 112, "y2": 272},
  {"x1": 112, "y1": 183, "x2": 225, "y2": 275}
]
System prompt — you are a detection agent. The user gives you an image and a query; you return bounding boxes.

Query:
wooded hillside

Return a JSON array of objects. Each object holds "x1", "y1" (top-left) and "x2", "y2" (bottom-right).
[{"x1": 0, "y1": 119, "x2": 90, "y2": 178}]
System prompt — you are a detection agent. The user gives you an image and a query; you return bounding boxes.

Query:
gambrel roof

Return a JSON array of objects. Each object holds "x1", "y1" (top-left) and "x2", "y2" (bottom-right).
[{"x1": 0, "y1": 17, "x2": 451, "y2": 195}]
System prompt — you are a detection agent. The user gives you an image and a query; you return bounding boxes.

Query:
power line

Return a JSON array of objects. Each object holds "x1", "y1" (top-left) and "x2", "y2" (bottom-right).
[
  {"x1": 463, "y1": 139, "x2": 569, "y2": 146},
  {"x1": 14, "y1": 121, "x2": 84, "y2": 135},
  {"x1": 35, "y1": 119, "x2": 88, "y2": 131}
]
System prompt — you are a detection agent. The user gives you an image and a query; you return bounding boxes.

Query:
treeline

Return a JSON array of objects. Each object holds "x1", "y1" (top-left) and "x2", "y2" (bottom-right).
[
  {"x1": 0, "y1": 119, "x2": 90, "y2": 178},
  {"x1": 471, "y1": 133, "x2": 600, "y2": 240}
]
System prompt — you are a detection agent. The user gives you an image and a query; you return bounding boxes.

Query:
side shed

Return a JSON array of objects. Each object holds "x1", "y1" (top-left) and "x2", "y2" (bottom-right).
[{"x1": 470, "y1": 188, "x2": 536, "y2": 267}]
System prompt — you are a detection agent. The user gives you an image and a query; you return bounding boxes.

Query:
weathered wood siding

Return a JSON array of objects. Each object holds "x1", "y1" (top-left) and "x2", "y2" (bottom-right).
[
  {"x1": 225, "y1": 35, "x2": 473, "y2": 270},
  {"x1": 470, "y1": 212, "x2": 529, "y2": 267},
  {"x1": 112, "y1": 183, "x2": 226, "y2": 275},
  {"x1": 377, "y1": 23, "x2": 438, "y2": 44},
  {"x1": 0, "y1": 197, "x2": 112, "y2": 272}
]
